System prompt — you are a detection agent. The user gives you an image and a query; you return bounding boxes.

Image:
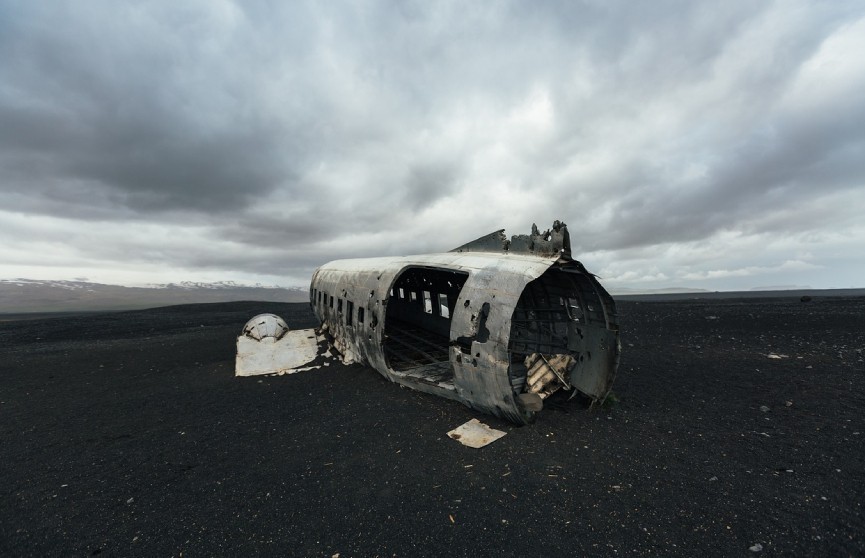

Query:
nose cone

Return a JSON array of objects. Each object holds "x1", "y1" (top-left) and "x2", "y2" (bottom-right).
[{"x1": 242, "y1": 313, "x2": 289, "y2": 342}]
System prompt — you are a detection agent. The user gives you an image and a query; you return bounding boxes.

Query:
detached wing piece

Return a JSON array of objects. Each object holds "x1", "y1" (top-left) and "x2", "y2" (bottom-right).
[{"x1": 235, "y1": 314, "x2": 328, "y2": 376}]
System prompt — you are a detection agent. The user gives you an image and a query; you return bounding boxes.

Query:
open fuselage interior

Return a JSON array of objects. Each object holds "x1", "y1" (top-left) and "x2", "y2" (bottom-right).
[
  {"x1": 380, "y1": 263, "x2": 613, "y2": 397},
  {"x1": 507, "y1": 266, "x2": 611, "y2": 393},
  {"x1": 383, "y1": 267, "x2": 468, "y2": 388}
]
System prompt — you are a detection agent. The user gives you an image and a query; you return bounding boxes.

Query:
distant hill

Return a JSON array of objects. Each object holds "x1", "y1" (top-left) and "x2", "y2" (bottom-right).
[
  {"x1": 615, "y1": 288, "x2": 865, "y2": 301},
  {"x1": 0, "y1": 279, "x2": 309, "y2": 314},
  {"x1": 608, "y1": 287, "x2": 710, "y2": 296}
]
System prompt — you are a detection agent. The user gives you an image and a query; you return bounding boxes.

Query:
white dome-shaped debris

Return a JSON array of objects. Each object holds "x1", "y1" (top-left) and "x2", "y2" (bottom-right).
[{"x1": 242, "y1": 314, "x2": 289, "y2": 342}]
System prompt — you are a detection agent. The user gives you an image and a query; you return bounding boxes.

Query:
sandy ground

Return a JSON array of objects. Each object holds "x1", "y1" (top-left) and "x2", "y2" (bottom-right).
[{"x1": 1, "y1": 298, "x2": 863, "y2": 557}]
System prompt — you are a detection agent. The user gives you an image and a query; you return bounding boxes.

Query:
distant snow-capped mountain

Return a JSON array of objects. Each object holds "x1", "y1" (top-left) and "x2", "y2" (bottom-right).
[
  {"x1": 0, "y1": 279, "x2": 309, "y2": 314},
  {"x1": 146, "y1": 280, "x2": 293, "y2": 290}
]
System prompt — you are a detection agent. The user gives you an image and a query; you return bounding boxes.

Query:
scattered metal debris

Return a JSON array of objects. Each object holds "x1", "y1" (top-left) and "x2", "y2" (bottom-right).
[
  {"x1": 525, "y1": 353, "x2": 575, "y2": 399},
  {"x1": 447, "y1": 419, "x2": 507, "y2": 448}
]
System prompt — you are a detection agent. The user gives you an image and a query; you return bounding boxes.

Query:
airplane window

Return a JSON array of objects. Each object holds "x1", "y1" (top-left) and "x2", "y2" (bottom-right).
[{"x1": 438, "y1": 293, "x2": 450, "y2": 318}]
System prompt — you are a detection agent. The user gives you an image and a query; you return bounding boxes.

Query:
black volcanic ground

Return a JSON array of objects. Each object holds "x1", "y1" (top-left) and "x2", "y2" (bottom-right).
[{"x1": 2, "y1": 298, "x2": 863, "y2": 556}]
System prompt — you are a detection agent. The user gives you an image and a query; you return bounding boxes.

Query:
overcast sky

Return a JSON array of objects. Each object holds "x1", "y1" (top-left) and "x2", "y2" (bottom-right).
[{"x1": 1, "y1": 0, "x2": 863, "y2": 292}]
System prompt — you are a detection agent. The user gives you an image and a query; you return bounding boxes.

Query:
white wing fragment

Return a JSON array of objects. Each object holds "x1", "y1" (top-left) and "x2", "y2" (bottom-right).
[{"x1": 235, "y1": 314, "x2": 326, "y2": 376}]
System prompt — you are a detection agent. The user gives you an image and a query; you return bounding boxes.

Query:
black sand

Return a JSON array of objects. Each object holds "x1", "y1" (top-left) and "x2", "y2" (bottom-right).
[{"x1": 1, "y1": 298, "x2": 863, "y2": 556}]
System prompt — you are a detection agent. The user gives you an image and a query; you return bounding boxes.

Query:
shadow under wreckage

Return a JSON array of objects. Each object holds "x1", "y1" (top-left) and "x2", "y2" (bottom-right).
[{"x1": 309, "y1": 221, "x2": 620, "y2": 424}]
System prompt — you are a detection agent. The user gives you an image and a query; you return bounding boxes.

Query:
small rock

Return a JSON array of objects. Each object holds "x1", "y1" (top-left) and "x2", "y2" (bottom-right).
[
  {"x1": 785, "y1": 401, "x2": 793, "y2": 407},
  {"x1": 760, "y1": 405, "x2": 770, "y2": 413},
  {"x1": 709, "y1": 476, "x2": 718, "y2": 482},
  {"x1": 126, "y1": 497, "x2": 134, "y2": 504},
  {"x1": 749, "y1": 543, "x2": 763, "y2": 552}
]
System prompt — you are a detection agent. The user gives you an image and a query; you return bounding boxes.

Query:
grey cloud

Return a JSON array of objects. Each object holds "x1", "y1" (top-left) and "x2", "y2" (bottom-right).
[
  {"x1": 402, "y1": 160, "x2": 462, "y2": 209},
  {"x1": 219, "y1": 212, "x2": 340, "y2": 249},
  {"x1": 1, "y1": 1, "x2": 863, "y2": 290},
  {"x1": 554, "y1": 7, "x2": 865, "y2": 250}
]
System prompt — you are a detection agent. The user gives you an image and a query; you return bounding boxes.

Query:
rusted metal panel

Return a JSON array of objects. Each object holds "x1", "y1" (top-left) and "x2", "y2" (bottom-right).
[{"x1": 303, "y1": 221, "x2": 621, "y2": 425}]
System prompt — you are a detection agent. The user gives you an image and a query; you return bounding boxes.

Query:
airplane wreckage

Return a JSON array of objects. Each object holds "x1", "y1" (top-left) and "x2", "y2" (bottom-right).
[{"x1": 236, "y1": 221, "x2": 620, "y2": 424}]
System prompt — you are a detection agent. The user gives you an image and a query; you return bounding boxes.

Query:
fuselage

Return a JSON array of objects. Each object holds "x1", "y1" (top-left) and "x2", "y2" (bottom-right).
[{"x1": 310, "y1": 251, "x2": 619, "y2": 424}]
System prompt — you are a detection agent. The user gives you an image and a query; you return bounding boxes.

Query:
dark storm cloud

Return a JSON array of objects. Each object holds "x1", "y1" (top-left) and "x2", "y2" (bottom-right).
[{"x1": 0, "y1": 1, "x2": 316, "y2": 216}]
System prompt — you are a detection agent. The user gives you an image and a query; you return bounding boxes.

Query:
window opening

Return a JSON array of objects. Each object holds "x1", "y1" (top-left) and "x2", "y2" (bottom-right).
[{"x1": 438, "y1": 293, "x2": 450, "y2": 318}]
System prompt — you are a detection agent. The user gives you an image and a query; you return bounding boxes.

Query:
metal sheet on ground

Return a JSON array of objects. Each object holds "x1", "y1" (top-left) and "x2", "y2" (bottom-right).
[{"x1": 447, "y1": 419, "x2": 507, "y2": 448}]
